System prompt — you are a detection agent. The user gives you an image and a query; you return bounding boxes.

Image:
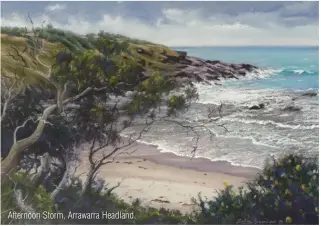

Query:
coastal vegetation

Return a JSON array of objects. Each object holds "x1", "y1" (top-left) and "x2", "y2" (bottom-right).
[{"x1": 1, "y1": 22, "x2": 319, "y2": 225}]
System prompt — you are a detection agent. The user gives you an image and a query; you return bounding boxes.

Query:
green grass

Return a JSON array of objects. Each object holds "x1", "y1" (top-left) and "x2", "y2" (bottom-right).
[
  {"x1": 1, "y1": 27, "x2": 183, "y2": 90},
  {"x1": 1, "y1": 35, "x2": 59, "y2": 89},
  {"x1": 128, "y1": 43, "x2": 179, "y2": 71}
]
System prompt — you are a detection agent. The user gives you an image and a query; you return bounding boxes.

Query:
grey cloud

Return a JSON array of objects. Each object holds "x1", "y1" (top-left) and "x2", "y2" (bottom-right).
[
  {"x1": 1, "y1": 1, "x2": 318, "y2": 28},
  {"x1": 1, "y1": 1, "x2": 318, "y2": 46}
]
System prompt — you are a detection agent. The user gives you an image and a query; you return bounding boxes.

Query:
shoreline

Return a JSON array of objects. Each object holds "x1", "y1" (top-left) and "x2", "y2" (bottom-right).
[
  {"x1": 78, "y1": 139, "x2": 261, "y2": 212},
  {"x1": 114, "y1": 140, "x2": 261, "y2": 178}
]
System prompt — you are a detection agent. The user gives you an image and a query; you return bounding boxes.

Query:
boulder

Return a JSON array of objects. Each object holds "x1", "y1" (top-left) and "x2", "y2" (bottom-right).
[
  {"x1": 282, "y1": 106, "x2": 301, "y2": 112},
  {"x1": 249, "y1": 103, "x2": 265, "y2": 110},
  {"x1": 237, "y1": 69, "x2": 247, "y2": 76},
  {"x1": 241, "y1": 63, "x2": 258, "y2": 70},
  {"x1": 302, "y1": 92, "x2": 318, "y2": 97}
]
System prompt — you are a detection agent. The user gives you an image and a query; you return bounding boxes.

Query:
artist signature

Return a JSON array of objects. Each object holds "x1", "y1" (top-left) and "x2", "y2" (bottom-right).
[{"x1": 236, "y1": 218, "x2": 283, "y2": 224}]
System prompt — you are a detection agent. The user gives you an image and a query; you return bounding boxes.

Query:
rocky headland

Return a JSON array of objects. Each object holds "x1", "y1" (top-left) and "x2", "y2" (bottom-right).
[{"x1": 136, "y1": 48, "x2": 259, "y2": 86}]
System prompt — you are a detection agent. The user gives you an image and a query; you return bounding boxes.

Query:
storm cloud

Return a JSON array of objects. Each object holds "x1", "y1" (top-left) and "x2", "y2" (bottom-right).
[{"x1": 1, "y1": 1, "x2": 318, "y2": 46}]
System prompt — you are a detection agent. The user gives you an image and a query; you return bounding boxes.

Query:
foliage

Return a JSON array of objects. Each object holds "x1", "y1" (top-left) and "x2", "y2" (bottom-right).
[
  {"x1": 191, "y1": 154, "x2": 319, "y2": 225},
  {"x1": 1, "y1": 172, "x2": 56, "y2": 224},
  {"x1": 2, "y1": 171, "x2": 194, "y2": 225},
  {"x1": 1, "y1": 24, "x2": 318, "y2": 226}
]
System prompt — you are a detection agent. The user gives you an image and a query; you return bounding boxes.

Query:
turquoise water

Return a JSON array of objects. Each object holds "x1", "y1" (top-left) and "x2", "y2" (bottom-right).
[
  {"x1": 174, "y1": 46, "x2": 319, "y2": 91},
  {"x1": 126, "y1": 46, "x2": 319, "y2": 169}
]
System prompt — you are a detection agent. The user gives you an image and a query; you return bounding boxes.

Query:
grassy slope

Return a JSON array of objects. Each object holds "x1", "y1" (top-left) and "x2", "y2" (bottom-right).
[
  {"x1": 128, "y1": 43, "x2": 179, "y2": 71},
  {"x1": 1, "y1": 35, "x2": 60, "y2": 89},
  {"x1": 1, "y1": 29, "x2": 182, "y2": 90}
]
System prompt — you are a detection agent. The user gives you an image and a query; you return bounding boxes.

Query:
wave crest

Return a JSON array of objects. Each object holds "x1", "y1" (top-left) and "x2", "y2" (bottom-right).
[{"x1": 222, "y1": 117, "x2": 319, "y2": 130}]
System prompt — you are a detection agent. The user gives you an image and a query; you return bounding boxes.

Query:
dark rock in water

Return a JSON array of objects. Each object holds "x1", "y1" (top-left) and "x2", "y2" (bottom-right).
[
  {"x1": 249, "y1": 103, "x2": 265, "y2": 110},
  {"x1": 302, "y1": 92, "x2": 318, "y2": 97},
  {"x1": 205, "y1": 60, "x2": 221, "y2": 64},
  {"x1": 172, "y1": 55, "x2": 259, "y2": 86},
  {"x1": 237, "y1": 69, "x2": 247, "y2": 76},
  {"x1": 241, "y1": 63, "x2": 258, "y2": 70},
  {"x1": 283, "y1": 106, "x2": 301, "y2": 112}
]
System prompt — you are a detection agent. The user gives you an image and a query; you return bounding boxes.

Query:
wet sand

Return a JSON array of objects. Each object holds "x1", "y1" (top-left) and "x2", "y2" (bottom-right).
[{"x1": 77, "y1": 139, "x2": 261, "y2": 213}]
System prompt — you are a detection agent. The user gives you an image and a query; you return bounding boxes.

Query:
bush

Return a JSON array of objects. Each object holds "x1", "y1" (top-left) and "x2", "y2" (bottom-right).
[
  {"x1": 1, "y1": 172, "x2": 56, "y2": 224},
  {"x1": 2, "y1": 154, "x2": 318, "y2": 224},
  {"x1": 1, "y1": 171, "x2": 192, "y2": 224},
  {"x1": 191, "y1": 154, "x2": 319, "y2": 225}
]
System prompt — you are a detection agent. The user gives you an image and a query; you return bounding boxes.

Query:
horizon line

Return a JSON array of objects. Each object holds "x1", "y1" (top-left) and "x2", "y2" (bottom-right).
[{"x1": 170, "y1": 45, "x2": 319, "y2": 48}]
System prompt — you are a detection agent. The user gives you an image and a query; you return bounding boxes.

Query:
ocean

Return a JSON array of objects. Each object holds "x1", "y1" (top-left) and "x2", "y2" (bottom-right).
[{"x1": 124, "y1": 46, "x2": 319, "y2": 169}]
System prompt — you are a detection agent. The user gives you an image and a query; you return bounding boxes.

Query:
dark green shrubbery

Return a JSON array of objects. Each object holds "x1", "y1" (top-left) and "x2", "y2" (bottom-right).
[
  {"x1": 1, "y1": 173, "x2": 193, "y2": 225},
  {"x1": 2, "y1": 154, "x2": 318, "y2": 225},
  {"x1": 191, "y1": 154, "x2": 319, "y2": 225}
]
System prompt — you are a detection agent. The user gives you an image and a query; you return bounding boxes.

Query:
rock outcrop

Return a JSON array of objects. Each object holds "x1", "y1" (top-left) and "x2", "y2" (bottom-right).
[
  {"x1": 249, "y1": 103, "x2": 265, "y2": 110},
  {"x1": 282, "y1": 106, "x2": 301, "y2": 112},
  {"x1": 170, "y1": 56, "x2": 258, "y2": 85},
  {"x1": 302, "y1": 92, "x2": 318, "y2": 97},
  {"x1": 132, "y1": 45, "x2": 259, "y2": 86}
]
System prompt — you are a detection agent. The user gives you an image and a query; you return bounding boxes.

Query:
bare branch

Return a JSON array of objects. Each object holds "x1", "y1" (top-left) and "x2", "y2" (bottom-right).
[
  {"x1": 106, "y1": 179, "x2": 124, "y2": 196},
  {"x1": 159, "y1": 101, "x2": 227, "y2": 155},
  {"x1": 1, "y1": 72, "x2": 25, "y2": 122},
  {"x1": 13, "y1": 117, "x2": 36, "y2": 144},
  {"x1": 10, "y1": 45, "x2": 29, "y2": 67},
  {"x1": 1, "y1": 85, "x2": 111, "y2": 182}
]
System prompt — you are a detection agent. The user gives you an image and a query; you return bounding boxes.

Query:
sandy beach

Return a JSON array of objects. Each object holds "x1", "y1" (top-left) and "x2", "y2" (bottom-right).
[{"x1": 77, "y1": 140, "x2": 261, "y2": 213}]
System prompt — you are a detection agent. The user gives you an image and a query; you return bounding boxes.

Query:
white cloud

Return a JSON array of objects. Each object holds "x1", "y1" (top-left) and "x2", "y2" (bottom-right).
[
  {"x1": 1, "y1": 8, "x2": 318, "y2": 46},
  {"x1": 45, "y1": 4, "x2": 66, "y2": 12}
]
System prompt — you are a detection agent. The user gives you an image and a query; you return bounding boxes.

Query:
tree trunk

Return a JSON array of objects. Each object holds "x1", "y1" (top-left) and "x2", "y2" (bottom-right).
[
  {"x1": 1, "y1": 86, "x2": 108, "y2": 183},
  {"x1": 31, "y1": 153, "x2": 51, "y2": 187},
  {"x1": 1, "y1": 104, "x2": 57, "y2": 183},
  {"x1": 50, "y1": 162, "x2": 71, "y2": 200},
  {"x1": 79, "y1": 167, "x2": 95, "y2": 198},
  {"x1": 72, "y1": 167, "x2": 96, "y2": 209},
  {"x1": 1, "y1": 100, "x2": 9, "y2": 122}
]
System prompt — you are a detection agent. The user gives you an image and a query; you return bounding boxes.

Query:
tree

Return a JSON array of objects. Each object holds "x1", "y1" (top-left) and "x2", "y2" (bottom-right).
[
  {"x1": 1, "y1": 71, "x2": 25, "y2": 122},
  {"x1": 1, "y1": 19, "x2": 226, "y2": 222},
  {"x1": 1, "y1": 20, "x2": 183, "y2": 179}
]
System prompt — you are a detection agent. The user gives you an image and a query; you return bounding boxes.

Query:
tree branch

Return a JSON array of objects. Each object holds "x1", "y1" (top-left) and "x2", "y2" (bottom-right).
[{"x1": 1, "y1": 85, "x2": 110, "y2": 182}]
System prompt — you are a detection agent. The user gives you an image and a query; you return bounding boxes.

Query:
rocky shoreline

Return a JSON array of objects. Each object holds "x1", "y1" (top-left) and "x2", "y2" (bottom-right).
[
  {"x1": 148, "y1": 49, "x2": 259, "y2": 86},
  {"x1": 175, "y1": 56, "x2": 258, "y2": 84}
]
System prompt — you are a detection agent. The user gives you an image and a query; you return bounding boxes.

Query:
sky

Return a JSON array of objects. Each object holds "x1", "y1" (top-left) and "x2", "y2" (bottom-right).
[{"x1": 1, "y1": 1, "x2": 319, "y2": 47}]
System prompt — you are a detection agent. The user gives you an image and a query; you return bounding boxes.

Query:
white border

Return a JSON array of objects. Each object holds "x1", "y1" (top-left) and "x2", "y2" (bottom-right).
[{"x1": 1, "y1": 1, "x2": 320, "y2": 226}]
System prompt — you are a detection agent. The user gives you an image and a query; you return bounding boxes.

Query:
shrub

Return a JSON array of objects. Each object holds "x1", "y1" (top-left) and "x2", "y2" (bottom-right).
[
  {"x1": 1, "y1": 172, "x2": 56, "y2": 224},
  {"x1": 191, "y1": 154, "x2": 319, "y2": 225}
]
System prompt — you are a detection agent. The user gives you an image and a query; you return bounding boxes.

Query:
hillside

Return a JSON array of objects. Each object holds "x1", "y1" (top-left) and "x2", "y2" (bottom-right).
[
  {"x1": 1, "y1": 26, "x2": 258, "y2": 92},
  {"x1": 1, "y1": 27, "x2": 181, "y2": 89}
]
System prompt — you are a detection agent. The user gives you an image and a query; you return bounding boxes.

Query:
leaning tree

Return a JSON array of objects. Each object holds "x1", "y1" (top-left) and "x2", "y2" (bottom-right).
[{"x1": 1, "y1": 19, "x2": 226, "y2": 222}]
